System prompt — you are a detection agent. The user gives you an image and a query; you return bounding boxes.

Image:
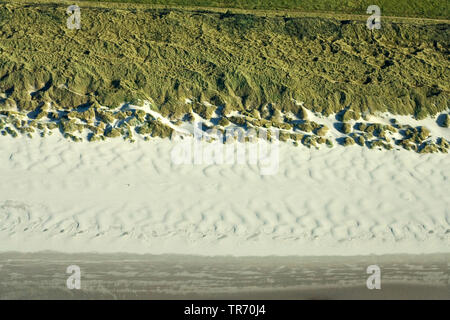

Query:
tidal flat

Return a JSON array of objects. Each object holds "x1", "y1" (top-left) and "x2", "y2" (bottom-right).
[{"x1": 0, "y1": 252, "x2": 448, "y2": 299}]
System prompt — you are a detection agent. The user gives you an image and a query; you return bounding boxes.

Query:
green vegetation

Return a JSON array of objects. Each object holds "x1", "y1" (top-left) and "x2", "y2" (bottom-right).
[
  {"x1": 315, "y1": 125, "x2": 328, "y2": 136},
  {"x1": 341, "y1": 123, "x2": 352, "y2": 134},
  {"x1": 0, "y1": 1, "x2": 448, "y2": 153},
  {"x1": 343, "y1": 136, "x2": 355, "y2": 146},
  {"x1": 81, "y1": 0, "x2": 449, "y2": 19},
  {"x1": 0, "y1": 1, "x2": 448, "y2": 121}
]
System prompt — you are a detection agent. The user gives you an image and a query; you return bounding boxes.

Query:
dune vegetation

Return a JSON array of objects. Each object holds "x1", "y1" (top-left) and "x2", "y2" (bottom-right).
[
  {"x1": 80, "y1": 0, "x2": 450, "y2": 19},
  {"x1": 0, "y1": 1, "x2": 448, "y2": 151}
]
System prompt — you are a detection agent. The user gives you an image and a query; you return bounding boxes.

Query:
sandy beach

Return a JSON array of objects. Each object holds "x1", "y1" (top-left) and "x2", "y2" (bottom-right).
[{"x1": 0, "y1": 133, "x2": 448, "y2": 256}]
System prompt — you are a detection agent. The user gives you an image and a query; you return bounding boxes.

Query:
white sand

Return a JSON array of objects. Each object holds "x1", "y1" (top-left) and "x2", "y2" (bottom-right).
[{"x1": 0, "y1": 134, "x2": 448, "y2": 256}]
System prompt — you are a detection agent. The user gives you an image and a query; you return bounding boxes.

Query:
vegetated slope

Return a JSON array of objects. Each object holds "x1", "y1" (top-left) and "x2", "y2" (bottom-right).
[
  {"x1": 79, "y1": 0, "x2": 450, "y2": 20},
  {"x1": 0, "y1": 2, "x2": 448, "y2": 119}
]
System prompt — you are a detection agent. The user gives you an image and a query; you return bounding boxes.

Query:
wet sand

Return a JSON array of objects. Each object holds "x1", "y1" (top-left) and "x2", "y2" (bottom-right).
[{"x1": 0, "y1": 252, "x2": 448, "y2": 299}]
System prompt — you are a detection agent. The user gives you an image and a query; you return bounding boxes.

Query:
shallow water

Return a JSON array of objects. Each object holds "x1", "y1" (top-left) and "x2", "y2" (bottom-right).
[{"x1": 0, "y1": 252, "x2": 448, "y2": 299}]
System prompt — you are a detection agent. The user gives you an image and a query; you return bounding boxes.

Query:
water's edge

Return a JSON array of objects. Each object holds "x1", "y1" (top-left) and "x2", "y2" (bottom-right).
[{"x1": 1, "y1": 252, "x2": 448, "y2": 299}]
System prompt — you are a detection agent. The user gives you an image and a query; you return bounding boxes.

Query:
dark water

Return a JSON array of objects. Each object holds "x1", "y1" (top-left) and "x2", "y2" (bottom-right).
[{"x1": 0, "y1": 252, "x2": 448, "y2": 299}]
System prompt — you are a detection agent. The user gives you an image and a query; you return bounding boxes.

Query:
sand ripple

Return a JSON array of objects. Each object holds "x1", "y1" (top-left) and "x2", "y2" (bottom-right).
[{"x1": 0, "y1": 136, "x2": 449, "y2": 255}]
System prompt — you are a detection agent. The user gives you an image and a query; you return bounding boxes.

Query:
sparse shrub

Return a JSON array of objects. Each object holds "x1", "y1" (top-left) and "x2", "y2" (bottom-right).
[
  {"x1": 340, "y1": 109, "x2": 360, "y2": 122},
  {"x1": 297, "y1": 106, "x2": 308, "y2": 120},
  {"x1": 442, "y1": 114, "x2": 449, "y2": 128},
  {"x1": 326, "y1": 139, "x2": 333, "y2": 148},
  {"x1": 343, "y1": 136, "x2": 355, "y2": 146},
  {"x1": 104, "y1": 128, "x2": 121, "y2": 138},
  {"x1": 418, "y1": 126, "x2": 431, "y2": 140},
  {"x1": 355, "y1": 135, "x2": 365, "y2": 146},
  {"x1": 315, "y1": 125, "x2": 328, "y2": 136},
  {"x1": 342, "y1": 122, "x2": 352, "y2": 134},
  {"x1": 418, "y1": 141, "x2": 439, "y2": 153},
  {"x1": 296, "y1": 121, "x2": 313, "y2": 132},
  {"x1": 219, "y1": 118, "x2": 230, "y2": 126}
]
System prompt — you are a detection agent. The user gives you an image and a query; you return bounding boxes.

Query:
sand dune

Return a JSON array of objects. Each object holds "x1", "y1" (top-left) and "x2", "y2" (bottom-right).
[{"x1": 0, "y1": 135, "x2": 448, "y2": 255}]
